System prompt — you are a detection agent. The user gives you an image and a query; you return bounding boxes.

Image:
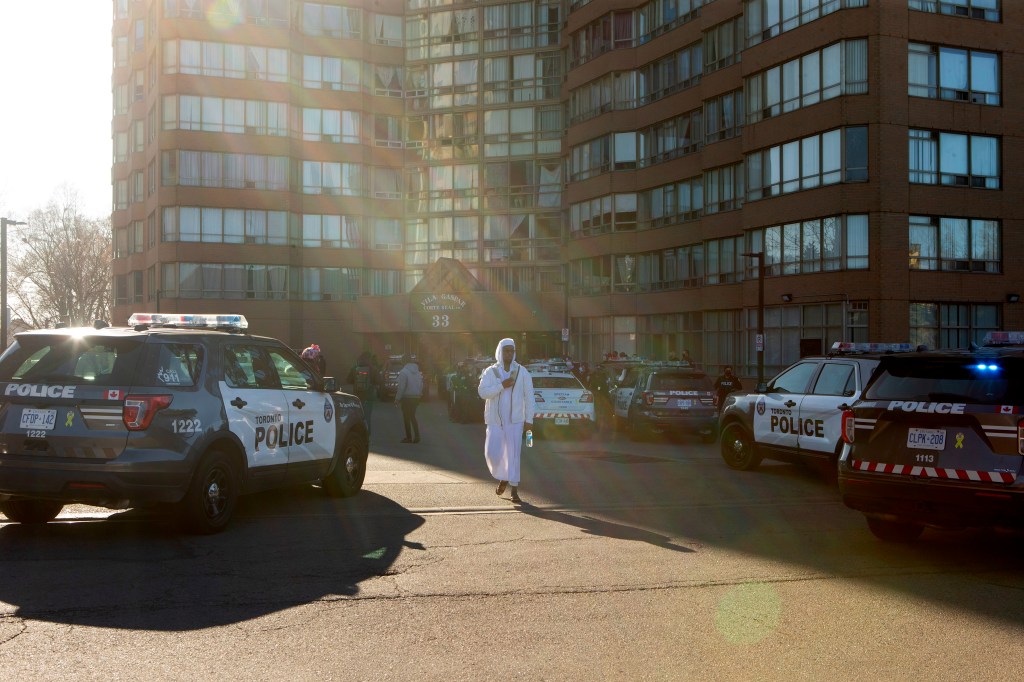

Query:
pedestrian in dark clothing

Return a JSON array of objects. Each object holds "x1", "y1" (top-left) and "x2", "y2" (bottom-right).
[
  {"x1": 347, "y1": 352, "x2": 381, "y2": 436},
  {"x1": 714, "y1": 366, "x2": 743, "y2": 412},
  {"x1": 395, "y1": 355, "x2": 423, "y2": 443}
]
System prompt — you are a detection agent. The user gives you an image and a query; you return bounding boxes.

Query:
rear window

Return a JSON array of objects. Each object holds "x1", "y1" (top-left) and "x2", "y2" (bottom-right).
[
  {"x1": 533, "y1": 376, "x2": 583, "y2": 389},
  {"x1": 650, "y1": 373, "x2": 711, "y2": 391},
  {"x1": 0, "y1": 336, "x2": 146, "y2": 386},
  {"x1": 864, "y1": 357, "x2": 1024, "y2": 405}
]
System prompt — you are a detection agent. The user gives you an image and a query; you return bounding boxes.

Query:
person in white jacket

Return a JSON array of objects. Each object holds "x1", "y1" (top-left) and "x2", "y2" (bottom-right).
[{"x1": 478, "y1": 338, "x2": 535, "y2": 503}]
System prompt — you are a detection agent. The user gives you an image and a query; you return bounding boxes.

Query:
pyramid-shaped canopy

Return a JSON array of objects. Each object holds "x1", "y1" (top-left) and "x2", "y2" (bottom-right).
[{"x1": 409, "y1": 257, "x2": 486, "y2": 295}]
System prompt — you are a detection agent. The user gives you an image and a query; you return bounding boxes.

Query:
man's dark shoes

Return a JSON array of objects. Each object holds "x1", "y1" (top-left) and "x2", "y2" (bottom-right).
[
  {"x1": 495, "y1": 481, "x2": 507, "y2": 495},
  {"x1": 510, "y1": 487, "x2": 522, "y2": 504},
  {"x1": 401, "y1": 438, "x2": 412, "y2": 443}
]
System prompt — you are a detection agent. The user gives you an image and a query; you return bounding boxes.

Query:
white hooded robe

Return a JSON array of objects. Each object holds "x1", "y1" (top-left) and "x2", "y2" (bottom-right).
[{"x1": 478, "y1": 338, "x2": 534, "y2": 486}]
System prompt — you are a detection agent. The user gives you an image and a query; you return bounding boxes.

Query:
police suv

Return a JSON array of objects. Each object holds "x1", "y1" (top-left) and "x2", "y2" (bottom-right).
[
  {"x1": 839, "y1": 333, "x2": 1024, "y2": 542},
  {"x1": 529, "y1": 370, "x2": 596, "y2": 439},
  {"x1": 0, "y1": 313, "x2": 368, "y2": 534},
  {"x1": 719, "y1": 343, "x2": 912, "y2": 474},
  {"x1": 611, "y1": 362, "x2": 717, "y2": 441}
]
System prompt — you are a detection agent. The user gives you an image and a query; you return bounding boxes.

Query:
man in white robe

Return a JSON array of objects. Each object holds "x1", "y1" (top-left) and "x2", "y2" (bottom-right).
[{"x1": 478, "y1": 338, "x2": 535, "y2": 504}]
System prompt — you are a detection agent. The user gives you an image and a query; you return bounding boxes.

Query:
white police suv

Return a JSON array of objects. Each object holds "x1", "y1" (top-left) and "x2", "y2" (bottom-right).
[
  {"x1": 0, "y1": 313, "x2": 368, "y2": 533},
  {"x1": 530, "y1": 370, "x2": 595, "y2": 438},
  {"x1": 718, "y1": 343, "x2": 912, "y2": 474}
]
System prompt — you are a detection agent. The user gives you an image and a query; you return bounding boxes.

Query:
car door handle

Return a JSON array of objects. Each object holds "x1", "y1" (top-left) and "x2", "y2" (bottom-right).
[
  {"x1": 292, "y1": 399, "x2": 305, "y2": 409},
  {"x1": 230, "y1": 397, "x2": 247, "y2": 408},
  {"x1": 785, "y1": 400, "x2": 797, "y2": 408}
]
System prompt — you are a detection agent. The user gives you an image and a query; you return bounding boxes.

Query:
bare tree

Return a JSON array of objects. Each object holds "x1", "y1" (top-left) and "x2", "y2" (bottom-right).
[{"x1": 8, "y1": 188, "x2": 111, "y2": 329}]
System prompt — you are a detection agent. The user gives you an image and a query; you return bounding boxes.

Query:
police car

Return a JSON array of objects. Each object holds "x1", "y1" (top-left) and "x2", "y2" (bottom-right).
[
  {"x1": 719, "y1": 343, "x2": 912, "y2": 474},
  {"x1": 611, "y1": 362, "x2": 716, "y2": 441},
  {"x1": 530, "y1": 371, "x2": 595, "y2": 438},
  {"x1": 0, "y1": 313, "x2": 368, "y2": 534},
  {"x1": 839, "y1": 333, "x2": 1024, "y2": 542}
]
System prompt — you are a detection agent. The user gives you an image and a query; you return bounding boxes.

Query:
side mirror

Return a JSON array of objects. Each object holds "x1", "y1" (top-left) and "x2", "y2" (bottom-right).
[
  {"x1": 322, "y1": 376, "x2": 337, "y2": 392},
  {"x1": 756, "y1": 382, "x2": 768, "y2": 393}
]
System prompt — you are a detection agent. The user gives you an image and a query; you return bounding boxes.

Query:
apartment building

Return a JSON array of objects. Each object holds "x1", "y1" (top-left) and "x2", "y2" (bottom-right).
[{"x1": 111, "y1": 0, "x2": 1023, "y2": 377}]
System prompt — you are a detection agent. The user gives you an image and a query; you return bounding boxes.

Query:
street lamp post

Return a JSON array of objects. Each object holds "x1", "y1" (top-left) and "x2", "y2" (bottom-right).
[
  {"x1": 742, "y1": 251, "x2": 765, "y2": 386},
  {"x1": 0, "y1": 218, "x2": 27, "y2": 350}
]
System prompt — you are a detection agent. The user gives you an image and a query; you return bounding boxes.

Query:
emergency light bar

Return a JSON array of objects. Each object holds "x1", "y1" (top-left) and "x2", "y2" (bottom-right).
[
  {"x1": 128, "y1": 313, "x2": 248, "y2": 330},
  {"x1": 982, "y1": 331, "x2": 1024, "y2": 346},
  {"x1": 830, "y1": 342, "x2": 914, "y2": 354}
]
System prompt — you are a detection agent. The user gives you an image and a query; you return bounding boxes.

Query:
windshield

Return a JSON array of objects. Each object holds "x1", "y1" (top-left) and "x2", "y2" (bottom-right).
[
  {"x1": 650, "y1": 373, "x2": 711, "y2": 391},
  {"x1": 864, "y1": 357, "x2": 1024, "y2": 405},
  {"x1": 0, "y1": 336, "x2": 146, "y2": 386},
  {"x1": 533, "y1": 376, "x2": 584, "y2": 389}
]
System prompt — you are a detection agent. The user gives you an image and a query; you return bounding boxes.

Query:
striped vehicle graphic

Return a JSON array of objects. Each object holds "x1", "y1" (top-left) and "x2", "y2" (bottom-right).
[
  {"x1": 850, "y1": 459, "x2": 1016, "y2": 483},
  {"x1": 79, "y1": 406, "x2": 124, "y2": 430},
  {"x1": 535, "y1": 412, "x2": 591, "y2": 420}
]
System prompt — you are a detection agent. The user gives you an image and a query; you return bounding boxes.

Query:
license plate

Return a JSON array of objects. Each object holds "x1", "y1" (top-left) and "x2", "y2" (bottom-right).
[
  {"x1": 555, "y1": 417, "x2": 569, "y2": 426},
  {"x1": 906, "y1": 427, "x2": 945, "y2": 450},
  {"x1": 20, "y1": 408, "x2": 57, "y2": 431},
  {"x1": 677, "y1": 399, "x2": 693, "y2": 409}
]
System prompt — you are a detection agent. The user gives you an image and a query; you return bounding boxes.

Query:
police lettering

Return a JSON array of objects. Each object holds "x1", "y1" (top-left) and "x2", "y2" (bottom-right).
[
  {"x1": 887, "y1": 401, "x2": 965, "y2": 415},
  {"x1": 769, "y1": 415, "x2": 825, "y2": 437},
  {"x1": 4, "y1": 383, "x2": 76, "y2": 399},
  {"x1": 254, "y1": 420, "x2": 315, "y2": 451}
]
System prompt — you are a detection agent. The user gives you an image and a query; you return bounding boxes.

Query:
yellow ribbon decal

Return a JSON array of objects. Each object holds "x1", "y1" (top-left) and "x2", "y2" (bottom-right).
[
  {"x1": 955, "y1": 432, "x2": 964, "y2": 448},
  {"x1": 65, "y1": 411, "x2": 74, "y2": 427}
]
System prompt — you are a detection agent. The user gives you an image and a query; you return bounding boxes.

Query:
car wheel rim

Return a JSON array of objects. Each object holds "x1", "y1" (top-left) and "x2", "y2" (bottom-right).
[
  {"x1": 728, "y1": 434, "x2": 747, "y2": 464},
  {"x1": 204, "y1": 468, "x2": 228, "y2": 519}
]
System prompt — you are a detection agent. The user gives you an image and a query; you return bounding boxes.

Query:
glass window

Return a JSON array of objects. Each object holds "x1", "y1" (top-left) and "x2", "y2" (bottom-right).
[
  {"x1": 812, "y1": 363, "x2": 854, "y2": 396},
  {"x1": 768, "y1": 361, "x2": 817, "y2": 394}
]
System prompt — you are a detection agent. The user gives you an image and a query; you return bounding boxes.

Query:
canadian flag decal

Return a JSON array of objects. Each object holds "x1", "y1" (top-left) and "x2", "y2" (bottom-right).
[
  {"x1": 999, "y1": 405, "x2": 1016, "y2": 414},
  {"x1": 105, "y1": 389, "x2": 122, "y2": 400}
]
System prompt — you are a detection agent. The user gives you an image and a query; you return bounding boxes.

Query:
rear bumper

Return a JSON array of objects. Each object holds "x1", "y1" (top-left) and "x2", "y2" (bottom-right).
[
  {"x1": 839, "y1": 469, "x2": 1024, "y2": 530},
  {"x1": 0, "y1": 454, "x2": 193, "y2": 507},
  {"x1": 533, "y1": 414, "x2": 595, "y2": 431},
  {"x1": 633, "y1": 410, "x2": 717, "y2": 432}
]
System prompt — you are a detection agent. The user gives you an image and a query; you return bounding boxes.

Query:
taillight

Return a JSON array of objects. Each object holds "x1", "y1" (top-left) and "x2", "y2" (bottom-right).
[
  {"x1": 123, "y1": 394, "x2": 173, "y2": 431},
  {"x1": 1018, "y1": 418, "x2": 1024, "y2": 455},
  {"x1": 579, "y1": 392, "x2": 593, "y2": 403},
  {"x1": 643, "y1": 391, "x2": 654, "y2": 406},
  {"x1": 841, "y1": 410, "x2": 855, "y2": 444}
]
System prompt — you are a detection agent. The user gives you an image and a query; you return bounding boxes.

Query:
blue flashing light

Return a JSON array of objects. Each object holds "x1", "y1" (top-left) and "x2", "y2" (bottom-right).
[{"x1": 973, "y1": 363, "x2": 1001, "y2": 372}]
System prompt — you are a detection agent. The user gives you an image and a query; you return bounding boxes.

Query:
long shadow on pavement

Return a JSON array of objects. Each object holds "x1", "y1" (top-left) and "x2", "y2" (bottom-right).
[{"x1": 0, "y1": 490, "x2": 423, "y2": 631}]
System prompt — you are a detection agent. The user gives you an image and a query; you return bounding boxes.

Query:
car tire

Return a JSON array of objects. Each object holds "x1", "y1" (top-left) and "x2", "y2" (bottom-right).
[
  {"x1": 0, "y1": 499, "x2": 64, "y2": 524},
  {"x1": 719, "y1": 424, "x2": 762, "y2": 471},
  {"x1": 179, "y1": 448, "x2": 240, "y2": 535},
  {"x1": 629, "y1": 415, "x2": 651, "y2": 442},
  {"x1": 865, "y1": 517, "x2": 924, "y2": 543},
  {"x1": 324, "y1": 431, "x2": 368, "y2": 498}
]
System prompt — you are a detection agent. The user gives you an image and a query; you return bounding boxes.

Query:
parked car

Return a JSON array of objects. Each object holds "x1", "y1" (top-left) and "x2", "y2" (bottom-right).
[
  {"x1": 0, "y1": 313, "x2": 368, "y2": 534},
  {"x1": 718, "y1": 342, "x2": 913, "y2": 475},
  {"x1": 531, "y1": 371, "x2": 595, "y2": 439},
  {"x1": 611, "y1": 362, "x2": 716, "y2": 441},
  {"x1": 839, "y1": 333, "x2": 1024, "y2": 542}
]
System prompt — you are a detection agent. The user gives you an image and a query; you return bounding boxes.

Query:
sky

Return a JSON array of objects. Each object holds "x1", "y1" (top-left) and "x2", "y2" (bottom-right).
[{"x1": 0, "y1": 2, "x2": 112, "y2": 221}]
